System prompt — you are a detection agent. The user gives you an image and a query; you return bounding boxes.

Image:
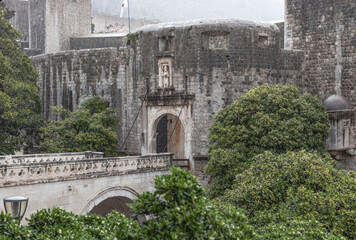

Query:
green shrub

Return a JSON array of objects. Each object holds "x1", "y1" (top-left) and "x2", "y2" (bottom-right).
[
  {"x1": 25, "y1": 208, "x2": 138, "y2": 239},
  {"x1": 206, "y1": 84, "x2": 329, "y2": 198},
  {"x1": 225, "y1": 151, "x2": 356, "y2": 239},
  {"x1": 258, "y1": 220, "x2": 346, "y2": 240},
  {"x1": 0, "y1": 212, "x2": 31, "y2": 239},
  {"x1": 40, "y1": 97, "x2": 119, "y2": 156},
  {"x1": 130, "y1": 167, "x2": 256, "y2": 239}
]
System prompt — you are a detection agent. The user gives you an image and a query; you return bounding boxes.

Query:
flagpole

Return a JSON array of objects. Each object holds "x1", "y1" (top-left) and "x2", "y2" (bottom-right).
[{"x1": 128, "y1": 0, "x2": 131, "y2": 33}]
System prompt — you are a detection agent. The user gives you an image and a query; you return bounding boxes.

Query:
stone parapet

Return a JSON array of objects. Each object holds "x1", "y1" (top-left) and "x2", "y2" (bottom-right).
[
  {"x1": 0, "y1": 151, "x2": 104, "y2": 165},
  {"x1": 0, "y1": 153, "x2": 172, "y2": 187}
]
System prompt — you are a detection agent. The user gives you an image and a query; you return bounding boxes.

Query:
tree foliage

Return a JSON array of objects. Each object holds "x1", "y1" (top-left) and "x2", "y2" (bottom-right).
[
  {"x1": 257, "y1": 220, "x2": 346, "y2": 240},
  {"x1": 0, "y1": 5, "x2": 42, "y2": 154},
  {"x1": 225, "y1": 151, "x2": 356, "y2": 239},
  {"x1": 206, "y1": 84, "x2": 330, "y2": 197},
  {"x1": 0, "y1": 209, "x2": 138, "y2": 240},
  {"x1": 130, "y1": 167, "x2": 256, "y2": 239},
  {"x1": 40, "y1": 97, "x2": 119, "y2": 156}
]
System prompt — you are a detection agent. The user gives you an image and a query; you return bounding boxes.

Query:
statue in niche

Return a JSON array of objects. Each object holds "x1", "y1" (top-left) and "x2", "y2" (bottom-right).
[
  {"x1": 162, "y1": 64, "x2": 170, "y2": 88},
  {"x1": 158, "y1": 58, "x2": 173, "y2": 90}
]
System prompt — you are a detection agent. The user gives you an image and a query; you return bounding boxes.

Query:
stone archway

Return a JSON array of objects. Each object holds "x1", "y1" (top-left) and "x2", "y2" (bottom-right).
[
  {"x1": 80, "y1": 187, "x2": 138, "y2": 218},
  {"x1": 154, "y1": 114, "x2": 185, "y2": 159},
  {"x1": 89, "y1": 196, "x2": 132, "y2": 217}
]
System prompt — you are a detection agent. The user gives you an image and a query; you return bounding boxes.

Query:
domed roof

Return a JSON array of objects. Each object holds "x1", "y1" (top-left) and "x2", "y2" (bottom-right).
[{"x1": 323, "y1": 95, "x2": 353, "y2": 111}]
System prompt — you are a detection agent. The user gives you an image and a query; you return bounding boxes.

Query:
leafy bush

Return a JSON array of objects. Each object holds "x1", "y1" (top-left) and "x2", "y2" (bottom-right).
[
  {"x1": 257, "y1": 220, "x2": 346, "y2": 240},
  {"x1": 129, "y1": 167, "x2": 256, "y2": 239},
  {"x1": 0, "y1": 212, "x2": 31, "y2": 239},
  {"x1": 225, "y1": 151, "x2": 356, "y2": 239},
  {"x1": 0, "y1": 208, "x2": 138, "y2": 240},
  {"x1": 40, "y1": 97, "x2": 119, "y2": 156},
  {"x1": 206, "y1": 84, "x2": 330, "y2": 198}
]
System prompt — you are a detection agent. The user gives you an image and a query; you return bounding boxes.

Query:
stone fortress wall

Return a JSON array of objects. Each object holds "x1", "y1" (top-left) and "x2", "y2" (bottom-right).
[
  {"x1": 285, "y1": 0, "x2": 356, "y2": 105},
  {"x1": 129, "y1": 20, "x2": 304, "y2": 160},
  {"x1": 3, "y1": 0, "x2": 29, "y2": 42},
  {"x1": 4, "y1": 0, "x2": 91, "y2": 55},
  {"x1": 31, "y1": 47, "x2": 129, "y2": 147},
  {"x1": 3, "y1": 0, "x2": 356, "y2": 171}
]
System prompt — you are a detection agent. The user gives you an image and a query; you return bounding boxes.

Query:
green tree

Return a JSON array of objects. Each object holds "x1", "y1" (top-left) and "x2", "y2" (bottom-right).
[
  {"x1": 225, "y1": 151, "x2": 356, "y2": 239},
  {"x1": 0, "y1": 6, "x2": 42, "y2": 154},
  {"x1": 129, "y1": 167, "x2": 256, "y2": 239},
  {"x1": 206, "y1": 84, "x2": 330, "y2": 197},
  {"x1": 40, "y1": 97, "x2": 119, "y2": 156}
]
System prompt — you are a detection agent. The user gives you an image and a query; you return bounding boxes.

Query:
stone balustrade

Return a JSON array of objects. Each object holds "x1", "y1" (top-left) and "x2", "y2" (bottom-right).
[
  {"x1": 0, "y1": 151, "x2": 105, "y2": 165},
  {"x1": 0, "y1": 153, "x2": 173, "y2": 187}
]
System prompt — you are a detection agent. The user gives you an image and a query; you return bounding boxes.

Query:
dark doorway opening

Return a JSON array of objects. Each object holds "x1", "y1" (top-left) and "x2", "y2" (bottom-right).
[
  {"x1": 155, "y1": 114, "x2": 185, "y2": 159},
  {"x1": 156, "y1": 115, "x2": 168, "y2": 153}
]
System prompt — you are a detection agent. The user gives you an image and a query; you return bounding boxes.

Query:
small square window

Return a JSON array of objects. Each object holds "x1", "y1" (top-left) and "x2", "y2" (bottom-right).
[
  {"x1": 258, "y1": 35, "x2": 270, "y2": 47},
  {"x1": 209, "y1": 34, "x2": 228, "y2": 50},
  {"x1": 158, "y1": 36, "x2": 173, "y2": 52}
]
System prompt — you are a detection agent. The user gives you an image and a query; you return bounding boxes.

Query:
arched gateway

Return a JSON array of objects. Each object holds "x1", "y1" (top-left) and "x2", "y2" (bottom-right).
[{"x1": 155, "y1": 114, "x2": 185, "y2": 159}]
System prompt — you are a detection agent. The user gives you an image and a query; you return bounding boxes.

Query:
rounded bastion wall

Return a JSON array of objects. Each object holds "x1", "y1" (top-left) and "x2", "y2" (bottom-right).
[{"x1": 128, "y1": 19, "x2": 304, "y2": 159}]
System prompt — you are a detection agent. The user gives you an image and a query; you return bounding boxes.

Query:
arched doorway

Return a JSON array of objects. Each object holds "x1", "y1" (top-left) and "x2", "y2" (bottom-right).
[
  {"x1": 89, "y1": 196, "x2": 132, "y2": 218},
  {"x1": 155, "y1": 114, "x2": 185, "y2": 159}
]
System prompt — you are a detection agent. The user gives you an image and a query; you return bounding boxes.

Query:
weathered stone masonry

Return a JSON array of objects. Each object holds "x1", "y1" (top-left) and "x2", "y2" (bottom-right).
[
  {"x1": 285, "y1": 0, "x2": 356, "y2": 104},
  {"x1": 31, "y1": 19, "x2": 304, "y2": 172},
  {"x1": 31, "y1": 48, "x2": 128, "y2": 146},
  {"x1": 6, "y1": 0, "x2": 356, "y2": 172},
  {"x1": 130, "y1": 20, "x2": 304, "y2": 168}
]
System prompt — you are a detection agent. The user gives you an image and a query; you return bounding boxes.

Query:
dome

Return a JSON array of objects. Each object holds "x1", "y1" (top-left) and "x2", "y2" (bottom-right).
[{"x1": 323, "y1": 95, "x2": 353, "y2": 111}]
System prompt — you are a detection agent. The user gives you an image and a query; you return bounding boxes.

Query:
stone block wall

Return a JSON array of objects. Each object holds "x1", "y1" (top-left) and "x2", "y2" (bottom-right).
[
  {"x1": 31, "y1": 47, "x2": 128, "y2": 146},
  {"x1": 30, "y1": 18, "x2": 306, "y2": 168},
  {"x1": 27, "y1": 0, "x2": 91, "y2": 54},
  {"x1": 45, "y1": 0, "x2": 91, "y2": 53},
  {"x1": 285, "y1": 0, "x2": 356, "y2": 104},
  {"x1": 3, "y1": 0, "x2": 30, "y2": 42},
  {"x1": 70, "y1": 35, "x2": 127, "y2": 50},
  {"x1": 29, "y1": 0, "x2": 46, "y2": 53},
  {"x1": 129, "y1": 19, "x2": 304, "y2": 159}
]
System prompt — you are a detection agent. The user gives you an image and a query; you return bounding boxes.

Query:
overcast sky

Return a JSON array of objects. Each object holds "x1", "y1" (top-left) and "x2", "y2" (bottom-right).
[{"x1": 92, "y1": 0, "x2": 285, "y2": 22}]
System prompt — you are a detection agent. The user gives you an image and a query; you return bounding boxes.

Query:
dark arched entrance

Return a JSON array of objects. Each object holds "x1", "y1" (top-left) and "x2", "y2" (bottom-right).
[
  {"x1": 89, "y1": 196, "x2": 132, "y2": 217},
  {"x1": 156, "y1": 115, "x2": 168, "y2": 153},
  {"x1": 155, "y1": 114, "x2": 185, "y2": 159}
]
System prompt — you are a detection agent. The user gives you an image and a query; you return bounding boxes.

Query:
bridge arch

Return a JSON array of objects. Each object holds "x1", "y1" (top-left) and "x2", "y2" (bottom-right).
[{"x1": 80, "y1": 186, "x2": 138, "y2": 217}]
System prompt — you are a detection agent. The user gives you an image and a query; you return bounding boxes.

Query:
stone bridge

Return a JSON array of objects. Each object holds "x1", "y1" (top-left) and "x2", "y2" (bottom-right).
[{"x1": 0, "y1": 151, "x2": 172, "y2": 220}]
